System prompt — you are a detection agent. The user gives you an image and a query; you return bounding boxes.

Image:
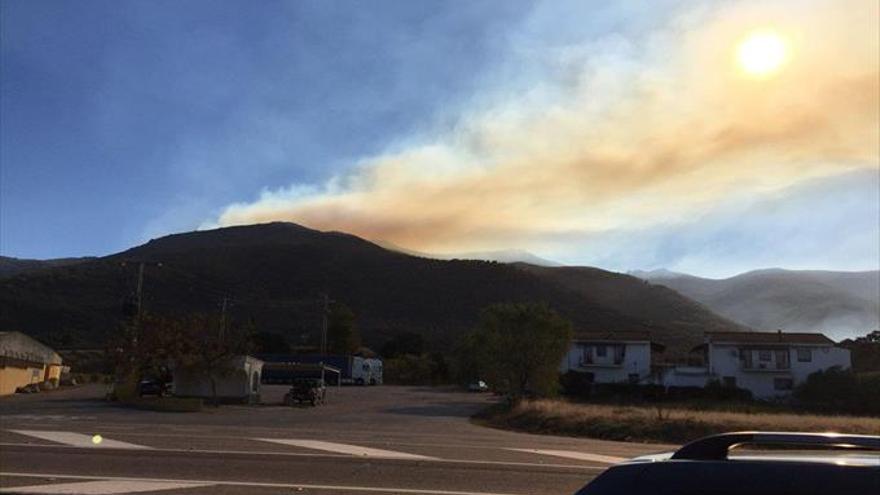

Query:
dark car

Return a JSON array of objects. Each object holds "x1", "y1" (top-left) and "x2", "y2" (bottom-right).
[
  {"x1": 137, "y1": 378, "x2": 171, "y2": 397},
  {"x1": 575, "y1": 432, "x2": 879, "y2": 495}
]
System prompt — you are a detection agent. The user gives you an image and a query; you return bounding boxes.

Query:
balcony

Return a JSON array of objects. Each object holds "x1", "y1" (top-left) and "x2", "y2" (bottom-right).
[
  {"x1": 741, "y1": 362, "x2": 791, "y2": 373},
  {"x1": 578, "y1": 360, "x2": 624, "y2": 368}
]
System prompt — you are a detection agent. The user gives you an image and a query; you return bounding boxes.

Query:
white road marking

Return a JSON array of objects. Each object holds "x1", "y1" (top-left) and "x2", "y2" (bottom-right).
[
  {"x1": 0, "y1": 480, "x2": 212, "y2": 494},
  {"x1": 9, "y1": 430, "x2": 151, "y2": 450},
  {"x1": 0, "y1": 473, "x2": 517, "y2": 495},
  {"x1": 0, "y1": 441, "x2": 606, "y2": 471},
  {"x1": 255, "y1": 438, "x2": 437, "y2": 460},
  {"x1": 508, "y1": 448, "x2": 626, "y2": 464}
]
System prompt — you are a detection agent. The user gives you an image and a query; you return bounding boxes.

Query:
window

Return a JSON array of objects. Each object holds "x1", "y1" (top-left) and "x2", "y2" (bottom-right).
[
  {"x1": 627, "y1": 373, "x2": 639, "y2": 384},
  {"x1": 774, "y1": 378, "x2": 794, "y2": 391},
  {"x1": 613, "y1": 345, "x2": 625, "y2": 365},
  {"x1": 797, "y1": 348, "x2": 812, "y2": 362},
  {"x1": 596, "y1": 345, "x2": 607, "y2": 357},
  {"x1": 775, "y1": 350, "x2": 790, "y2": 369},
  {"x1": 582, "y1": 346, "x2": 593, "y2": 364},
  {"x1": 723, "y1": 376, "x2": 737, "y2": 387},
  {"x1": 758, "y1": 350, "x2": 771, "y2": 361}
]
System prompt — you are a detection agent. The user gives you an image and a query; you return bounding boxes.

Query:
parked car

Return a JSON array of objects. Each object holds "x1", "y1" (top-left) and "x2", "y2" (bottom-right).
[
  {"x1": 467, "y1": 380, "x2": 489, "y2": 392},
  {"x1": 137, "y1": 378, "x2": 172, "y2": 397},
  {"x1": 575, "y1": 432, "x2": 879, "y2": 495},
  {"x1": 284, "y1": 378, "x2": 326, "y2": 406}
]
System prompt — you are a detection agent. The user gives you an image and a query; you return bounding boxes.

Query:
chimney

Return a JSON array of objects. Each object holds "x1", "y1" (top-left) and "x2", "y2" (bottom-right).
[{"x1": 777, "y1": 329, "x2": 783, "y2": 341}]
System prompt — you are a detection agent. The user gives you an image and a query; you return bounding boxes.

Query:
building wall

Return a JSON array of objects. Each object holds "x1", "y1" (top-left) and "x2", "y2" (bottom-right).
[
  {"x1": 0, "y1": 364, "x2": 45, "y2": 396},
  {"x1": 173, "y1": 356, "x2": 264, "y2": 401},
  {"x1": 708, "y1": 343, "x2": 851, "y2": 399},
  {"x1": 660, "y1": 366, "x2": 712, "y2": 388},
  {"x1": 560, "y1": 342, "x2": 652, "y2": 383},
  {"x1": 0, "y1": 332, "x2": 63, "y2": 396}
]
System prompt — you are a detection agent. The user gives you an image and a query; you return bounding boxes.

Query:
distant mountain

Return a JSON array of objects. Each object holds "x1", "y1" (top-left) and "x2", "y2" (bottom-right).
[
  {"x1": 633, "y1": 268, "x2": 880, "y2": 340},
  {"x1": 0, "y1": 256, "x2": 94, "y2": 278},
  {"x1": 627, "y1": 268, "x2": 688, "y2": 280},
  {"x1": 0, "y1": 222, "x2": 739, "y2": 354},
  {"x1": 376, "y1": 242, "x2": 561, "y2": 267},
  {"x1": 518, "y1": 264, "x2": 749, "y2": 355}
]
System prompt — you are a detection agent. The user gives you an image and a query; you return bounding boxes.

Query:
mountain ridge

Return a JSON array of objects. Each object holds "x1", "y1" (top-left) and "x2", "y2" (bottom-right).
[
  {"x1": 633, "y1": 267, "x2": 879, "y2": 340},
  {"x1": 0, "y1": 222, "x2": 740, "y2": 355}
]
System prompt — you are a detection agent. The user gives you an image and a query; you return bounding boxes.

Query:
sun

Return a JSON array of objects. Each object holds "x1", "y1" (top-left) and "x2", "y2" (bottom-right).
[{"x1": 736, "y1": 30, "x2": 788, "y2": 78}]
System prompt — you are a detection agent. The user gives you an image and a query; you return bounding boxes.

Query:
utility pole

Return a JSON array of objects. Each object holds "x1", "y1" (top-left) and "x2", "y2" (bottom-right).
[
  {"x1": 135, "y1": 262, "x2": 145, "y2": 319},
  {"x1": 320, "y1": 293, "x2": 334, "y2": 355},
  {"x1": 219, "y1": 296, "x2": 229, "y2": 342}
]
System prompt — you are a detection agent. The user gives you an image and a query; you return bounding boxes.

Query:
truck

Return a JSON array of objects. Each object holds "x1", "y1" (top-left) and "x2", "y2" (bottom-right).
[{"x1": 258, "y1": 354, "x2": 382, "y2": 386}]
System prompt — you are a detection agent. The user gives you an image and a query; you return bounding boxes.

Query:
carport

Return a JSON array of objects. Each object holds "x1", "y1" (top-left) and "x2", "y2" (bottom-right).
[{"x1": 261, "y1": 362, "x2": 341, "y2": 387}]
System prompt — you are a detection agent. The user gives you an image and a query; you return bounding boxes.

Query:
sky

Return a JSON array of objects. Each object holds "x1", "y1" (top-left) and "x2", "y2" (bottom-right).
[{"x1": 1, "y1": 0, "x2": 878, "y2": 278}]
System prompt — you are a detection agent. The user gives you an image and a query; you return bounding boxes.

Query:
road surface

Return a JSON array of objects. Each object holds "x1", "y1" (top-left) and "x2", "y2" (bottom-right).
[{"x1": 0, "y1": 384, "x2": 671, "y2": 495}]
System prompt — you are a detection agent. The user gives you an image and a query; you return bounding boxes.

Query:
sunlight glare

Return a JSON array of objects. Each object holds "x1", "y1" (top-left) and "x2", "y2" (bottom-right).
[{"x1": 737, "y1": 30, "x2": 788, "y2": 77}]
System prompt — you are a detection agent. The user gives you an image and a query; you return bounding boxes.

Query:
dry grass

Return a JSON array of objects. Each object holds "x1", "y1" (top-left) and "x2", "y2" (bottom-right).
[{"x1": 481, "y1": 399, "x2": 880, "y2": 444}]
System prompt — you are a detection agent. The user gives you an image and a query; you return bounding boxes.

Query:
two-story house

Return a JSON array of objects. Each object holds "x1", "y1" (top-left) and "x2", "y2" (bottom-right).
[
  {"x1": 692, "y1": 331, "x2": 851, "y2": 399},
  {"x1": 559, "y1": 331, "x2": 665, "y2": 384}
]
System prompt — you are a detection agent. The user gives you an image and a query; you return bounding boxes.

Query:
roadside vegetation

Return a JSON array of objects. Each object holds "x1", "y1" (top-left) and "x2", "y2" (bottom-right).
[
  {"x1": 457, "y1": 302, "x2": 573, "y2": 397},
  {"x1": 478, "y1": 399, "x2": 880, "y2": 444}
]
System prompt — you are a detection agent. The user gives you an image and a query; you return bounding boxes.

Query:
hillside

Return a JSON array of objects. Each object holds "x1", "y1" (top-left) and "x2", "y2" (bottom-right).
[
  {"x1": 0, "y1": 223, "x2": 742, "y2": 354},
  {"x1": 0, "y1": 256, "x2": 94, "y2": 278},
  {"x1": 516, "y1": 264, "x2": 750, "y2": 354},
  {"x1": 635, "y1": 269, "x2": 880, "y2": 340}
]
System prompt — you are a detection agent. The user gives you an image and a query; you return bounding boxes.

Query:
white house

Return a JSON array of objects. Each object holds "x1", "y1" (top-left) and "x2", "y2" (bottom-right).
[
  {"x1": 560, "y1": 331, "x2": 664, "y2": 384},
  {"x1": 663, "y1": 331, "x2": 851, "y2": 399},
  {"x1": 172, "y1": 355, "x2": 264, "y2": 403}
]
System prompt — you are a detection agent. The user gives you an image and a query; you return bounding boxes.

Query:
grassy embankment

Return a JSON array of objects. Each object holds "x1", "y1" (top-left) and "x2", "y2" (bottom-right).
[{"x1": 478, "y1": 399, "x2": 880, "y2": 444}]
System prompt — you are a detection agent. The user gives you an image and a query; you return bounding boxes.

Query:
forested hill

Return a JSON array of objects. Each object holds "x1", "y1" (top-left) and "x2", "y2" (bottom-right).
[{"x1": 0, "y1": 222, "x2": 743, "y2": 354}]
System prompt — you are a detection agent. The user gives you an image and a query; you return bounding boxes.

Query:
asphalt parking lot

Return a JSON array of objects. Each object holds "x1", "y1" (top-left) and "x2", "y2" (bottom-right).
[{"x1": 0, "y1": 384, "x2": 671, "y2": 494}]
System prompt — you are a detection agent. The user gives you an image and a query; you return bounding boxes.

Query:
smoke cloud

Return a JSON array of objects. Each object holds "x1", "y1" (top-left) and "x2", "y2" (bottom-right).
[{"x1": 210, "y1": 0, "x2": 879, "y2": 258}]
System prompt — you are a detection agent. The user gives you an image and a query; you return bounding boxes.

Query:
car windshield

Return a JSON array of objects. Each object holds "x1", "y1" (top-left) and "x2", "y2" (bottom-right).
[{"x1": 1, "y1": 1, "x2": 877, "y2": 495}]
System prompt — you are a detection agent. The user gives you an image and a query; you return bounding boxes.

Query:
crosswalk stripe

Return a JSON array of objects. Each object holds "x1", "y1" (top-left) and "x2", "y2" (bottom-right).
[
  {"x1": 0, "y1": 480, "x2": 213, "y2": 494},
  {"x1": 255, "y1": 438, "x2": 436, "y2": 460},
  {"x1": 507, "y1": 448, "x2": 626, "y2": 464},
  {"x1": 9, "y1": 430, "x2": 151, "y2": 450}
]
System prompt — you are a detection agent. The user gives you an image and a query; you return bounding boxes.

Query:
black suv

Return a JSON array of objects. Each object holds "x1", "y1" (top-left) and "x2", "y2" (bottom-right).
[{"x1": 576, "y1": 432, "x2": 879, "y2": 495}]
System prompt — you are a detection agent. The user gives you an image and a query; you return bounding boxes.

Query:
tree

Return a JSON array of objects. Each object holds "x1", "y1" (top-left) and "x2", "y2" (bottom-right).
[
  {"x1": 327, "y1": 303, "x2": 360, "y2": 354},
  {"x1": 381, "y1": 331, "x2": 425, "y2": 358},
  {"x1": 110, "y1": 313, "x2": 253, "y2": 406},
  {"x1": 174, "y1": 314, "x2": 254, "y2": 406},
  {"x1": 252, "y1": 331, "x2": 291, "y2": 355},
  {"x1": 460, "y1": 302, "x2": 573, "y2": 398}
]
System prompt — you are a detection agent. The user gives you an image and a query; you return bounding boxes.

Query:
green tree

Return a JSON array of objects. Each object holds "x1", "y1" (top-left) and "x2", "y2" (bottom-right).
[
  {"x1": 110, "y1": 313, "x2": 253, "y2": 406},
  {"x1": 381, "y1": 331, "x2": 425, "y2": 358},
  {"x1": 461, "y1": 302, "x2": 573, "y2": 398},
  {"x1": 252, "y1": 331, "x2": 291, "y2": 355},
  {"x1": 327, "y1": 303, "x2": 360, "y2": 354},
  {"x1": 174, "y1": 314, "x2": 254, "y2": 406}
]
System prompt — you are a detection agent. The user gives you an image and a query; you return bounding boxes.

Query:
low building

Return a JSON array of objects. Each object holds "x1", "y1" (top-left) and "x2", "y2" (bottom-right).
[
  {"x1": 172, "y1": 355, "x2": 263, "y2": 403},
  {"x1": 664, "y1": 331, "x2": 851, "y2": 399},
  {"x1": 559, "y1": 331, "x2": 665, "y2": 384},
  {"x1": 0, "y1": 331, "x2": 64, "y2": 396}
]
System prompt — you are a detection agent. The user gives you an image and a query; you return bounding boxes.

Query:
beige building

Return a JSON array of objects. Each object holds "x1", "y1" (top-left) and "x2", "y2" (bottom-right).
[
  {"x1": 172, "y1": 355, "x2": 263, "y2": 403},
  {"x1": 0, "y1": 331, "x2": 64, "y2": 396}
]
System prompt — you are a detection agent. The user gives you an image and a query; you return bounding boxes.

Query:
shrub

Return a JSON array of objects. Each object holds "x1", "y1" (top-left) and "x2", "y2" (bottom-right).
[
  {"x1": 794, "y1": 367, "x2": 880, "y2": 415},
  {"x1": 384, "y1": 353, "x2": 449, "y2": 385}
]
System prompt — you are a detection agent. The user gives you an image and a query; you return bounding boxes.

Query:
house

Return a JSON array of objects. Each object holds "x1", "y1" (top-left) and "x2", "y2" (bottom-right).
[
  {"x1": 172, "y1": 355, "x2": 264, "y2": 403},
  {"x1": 559, "y1": 331, "x2": 665, "y2": 384},
  {"x1": 0, "y1": 332, "x2": 64, "y2": 396},
  {"x1": 664, "y1": 331, "x2": 851, "y2": 399}
]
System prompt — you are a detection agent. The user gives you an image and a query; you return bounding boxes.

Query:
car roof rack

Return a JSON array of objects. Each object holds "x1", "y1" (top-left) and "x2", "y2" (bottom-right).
[{"x1": 671, "y1": 432, "x2": 880, "y2": 461}]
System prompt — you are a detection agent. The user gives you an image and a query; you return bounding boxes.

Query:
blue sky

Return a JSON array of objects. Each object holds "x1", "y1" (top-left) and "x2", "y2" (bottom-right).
[{"x1": 2, "y1": 0, "x2": 877, "y2": 278}]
